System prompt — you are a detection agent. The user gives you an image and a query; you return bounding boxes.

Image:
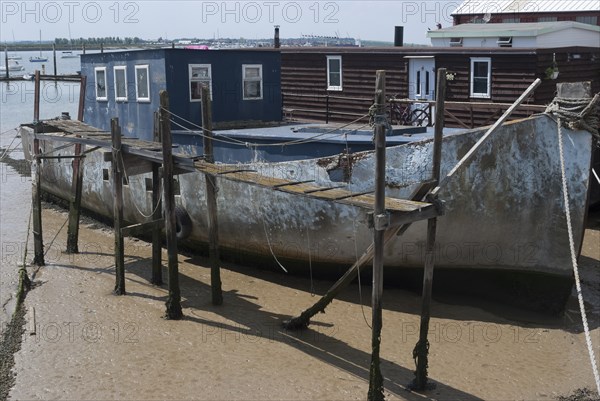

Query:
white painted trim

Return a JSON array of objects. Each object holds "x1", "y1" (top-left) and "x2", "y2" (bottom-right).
[
  {"x1": 113, "y1": 66, "x2": 128, "y2": 102},
  {"x1": 189, "y1": 64, "x2": 212, "y2": 103},
  {"x1": 94, "y1": 66, "x2": 108, "y2": 101},
  {"x1": 242, "y1": 64, "x2": 263, "y2": 100},
  {"x1": 134, "y1": 64, "x2": 150, "y2": 102},
  {"x1": 326, "y1": 55, "x2": 343, "y2": 91},
  {"x1": 470, "y1": 57, "x2": 491, "y2": 99}
]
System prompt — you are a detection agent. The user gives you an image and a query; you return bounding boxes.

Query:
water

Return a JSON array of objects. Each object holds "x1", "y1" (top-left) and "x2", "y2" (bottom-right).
[{"x1": 1, "y1": 52, "x2": 83, "y2": 331}]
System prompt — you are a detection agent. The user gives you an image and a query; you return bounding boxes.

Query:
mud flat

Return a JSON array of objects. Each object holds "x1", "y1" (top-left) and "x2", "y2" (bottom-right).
[{"x1": 5, "y1": 206, "x2": 600, "y2": 400}]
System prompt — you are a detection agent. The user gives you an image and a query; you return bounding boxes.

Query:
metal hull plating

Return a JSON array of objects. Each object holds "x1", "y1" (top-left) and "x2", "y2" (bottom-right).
[{"x1": 20, "y1": 114, "x2": 593, "y2": 277}]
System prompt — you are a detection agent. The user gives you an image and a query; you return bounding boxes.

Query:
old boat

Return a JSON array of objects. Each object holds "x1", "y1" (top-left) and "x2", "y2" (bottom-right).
[{"x1": 19, "y1": 110, "x2": 594, "y2": 291}]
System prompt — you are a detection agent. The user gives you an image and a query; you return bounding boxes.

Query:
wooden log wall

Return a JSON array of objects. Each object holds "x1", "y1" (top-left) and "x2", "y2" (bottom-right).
[
  {"x1": 282, "y1": 47, "x2": 599, "y2": 129},
  {"x1": 282, "y1": 52, "x2": 408, "y2": 123}
]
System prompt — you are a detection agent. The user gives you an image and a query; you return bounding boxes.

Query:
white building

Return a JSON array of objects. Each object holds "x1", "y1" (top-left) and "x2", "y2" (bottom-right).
[{"x1": 427, "y1": 21, "x2": 600, "y2": 48}]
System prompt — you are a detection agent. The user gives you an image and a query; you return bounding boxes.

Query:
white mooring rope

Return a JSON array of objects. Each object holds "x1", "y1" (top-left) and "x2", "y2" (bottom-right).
[{"x1": 557, "y1": 117, "x2": 600, "y2": 394}]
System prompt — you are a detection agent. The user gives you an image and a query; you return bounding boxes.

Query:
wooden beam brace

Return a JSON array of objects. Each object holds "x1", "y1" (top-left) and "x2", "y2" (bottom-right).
[
  {"x1": 37, "y1": 154, "x2": 86, "y2": 160},
  {"x1": 432, "y1": 78, "x2": 542, "y2": 196}
]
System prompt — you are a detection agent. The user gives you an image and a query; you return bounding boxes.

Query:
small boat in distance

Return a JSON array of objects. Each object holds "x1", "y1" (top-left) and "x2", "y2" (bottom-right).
[
  {"x1": 61, "y1": 24, "x2": 79, "y2": 58},
  {"x1": 7, "y1": 53, "x2": 22, "y2": 60},
  {"x1": 0, "y1": 60, "x2": 25, "y2": 72},
  {"x1": 30, "y1": 30, "x2": 48, "y2": 62},
  {"x1": 61, "y1": 51, "x2": 79, "y2": 59},
  {"x1": 29, "y1": 56, "x2": 48, "y2": 62}
]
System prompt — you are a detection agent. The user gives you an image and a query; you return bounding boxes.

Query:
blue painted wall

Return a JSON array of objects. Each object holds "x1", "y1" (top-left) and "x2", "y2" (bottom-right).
[
  {"x1": 81, "y1": 49, "x2": 282, "y2": 141},
  {"x1": 81, "y1": 49, "x2": 166, "y2": 141},
  {"x1": 164, "y1": 49, "x2": 282, "y2": 130}
]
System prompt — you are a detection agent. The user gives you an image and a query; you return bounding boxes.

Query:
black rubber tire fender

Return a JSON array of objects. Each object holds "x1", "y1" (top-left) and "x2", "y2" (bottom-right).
[{"x1": 174, "y1": 206, "x2": 193, "y2": 240}]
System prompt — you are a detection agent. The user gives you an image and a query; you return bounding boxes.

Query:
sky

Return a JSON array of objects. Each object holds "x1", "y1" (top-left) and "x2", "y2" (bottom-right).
[{"x1": 0, "y1": 1, "x2": 463, "y2": 44}]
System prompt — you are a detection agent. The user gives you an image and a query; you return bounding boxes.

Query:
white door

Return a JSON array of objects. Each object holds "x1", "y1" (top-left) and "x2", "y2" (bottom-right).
[{"x1": 408, "y1": 58, "x2": 436, "y2": 100}]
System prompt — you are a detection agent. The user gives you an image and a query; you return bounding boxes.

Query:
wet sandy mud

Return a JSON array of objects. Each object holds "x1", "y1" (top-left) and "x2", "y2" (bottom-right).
[{"x1": 4, "y1": 205, "x2": 600, "y2": 400}]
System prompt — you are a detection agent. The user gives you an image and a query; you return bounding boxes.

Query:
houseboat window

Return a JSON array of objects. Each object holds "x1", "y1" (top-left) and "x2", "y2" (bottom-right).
[
  {"x1": 94, "y1": 67, "x2": 107, "y2": 101},
  {"x1": 114, "y1": 66, "x2": 128, "y2": 102},
  {"x1": 135, "y1": 65, "x2": 150, "y2": 102},
  {"x1": 415, "y1": 71, "x2": 421, "y2": 96},
  {"x1": 449, "y1": 37, "x2": 463, "y2": 47},
  {"x1": 327, "y1": 55, "x2": 342, "y2": 91},
  {"x1": 189, "y1": 64, "x2": 212, "y2": 102},
  {"x1": 425, "y1": 71, "x2": 430, "y2": 96},
  {"x1": 497, "y1": 37, "x2": 512, "y2": 47},
  {"x1": 242, "y1": 64, "x2": 263, "y2": 100},
  {"x1": 538, "y1": 16, "x2": 557, "y2": 22},
  {"x1": 470, "y1": 57, "x2": 491, "y2": 98}
]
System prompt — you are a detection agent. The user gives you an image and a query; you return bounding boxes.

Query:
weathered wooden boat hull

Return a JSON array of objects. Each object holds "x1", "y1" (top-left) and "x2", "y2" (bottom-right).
[{"x1": 20, "y1": 114, "x2": 593, "y2": 278}]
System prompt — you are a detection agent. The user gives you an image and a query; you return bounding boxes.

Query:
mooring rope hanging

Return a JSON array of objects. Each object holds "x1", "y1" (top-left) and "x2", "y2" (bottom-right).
[
  {"x1": 116, "y1": 148, "x2": 163, "y2": 220},
  {"x1": 556, "y1": 116, "x2": 600, "y2": 394},
  {"x1": 352, "y1": 218, "x2": 371, "y2": 329},
  {"x1": 592, "y1": 168, "x2": 600, "y2": 186},
  {"x1": 546, "y1": 95, "x2": 600, "y2": 138},
  {"x1": 251, "y1": 192, "x2": 288, "y2": 274},
  {"x1": 43, "y1": 216, "x2": 69, "y2": 258},
  {"x1": 0, "y1": 133, "x2": 21, "y2": 161},
  {"x1": 0, "y1": 127, "x2": 18, "y2": 137}
]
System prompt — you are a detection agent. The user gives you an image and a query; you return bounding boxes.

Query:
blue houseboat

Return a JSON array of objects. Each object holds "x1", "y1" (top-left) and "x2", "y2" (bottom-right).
[
  {"x1": 81, "y1": 48, "x2": 430, "y2": 162},
  {"x1": 81, "y1": 48, "x2": 283, "y2": 141}
]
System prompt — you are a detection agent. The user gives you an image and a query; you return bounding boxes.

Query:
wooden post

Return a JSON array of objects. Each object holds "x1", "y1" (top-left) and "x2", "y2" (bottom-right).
[
  {"x1": 111, "y1": 118, "x2": 126, "y2": 295},
  {"x1": 100, "y1": 43, "x2": 104, "y2": 53},
  {"x1": 34, "y1": 70, "x2": 40, "y2": 122},
  {"x1": 66, "y1": 76, "x2": 87, "y2": 253},
  {"x1": 201, "y1": 85, "x2": 223, "y2": 306},
  {"x1": 153, "y1": 111, "x2": 160, "y2": 142},
  {"x1": 77, "y1": 75, "x2": 87, "y2": 121},
  {"x1": 151, "y1": 163, "x2": 163, "y2": 285},
  {"x1": 31, "y1": 135, "x2": 45, "y2": 267},
  {"x1": 4, "y1": 48, "x2": 9, "y2": 80},
  {"x1": 368, "y1": 70, "x2": 386, "y2": 401},
  {"x1": 52, "y1": 43, "x2": 57, "y2": 80},
  {"x1": 31, "y1": 70, "x2": 45, "y2": 266},
  {"x1": 82, "y1": 43, "x2": 86, "y2": 54},
  {"x1": 160, "y1": 90, "x2": 183, "y2": 319},
  {"x1": 413, "y1": 68, "x2": 446, "y2": 390},
  {"x1": 432, "y1": 68, "x2": 446, "y2": 184}
]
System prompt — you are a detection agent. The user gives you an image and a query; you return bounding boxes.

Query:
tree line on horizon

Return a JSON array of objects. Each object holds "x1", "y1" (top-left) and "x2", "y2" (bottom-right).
[{"x1": 54, "y1": 37, "x2": 145, "y2": 46}]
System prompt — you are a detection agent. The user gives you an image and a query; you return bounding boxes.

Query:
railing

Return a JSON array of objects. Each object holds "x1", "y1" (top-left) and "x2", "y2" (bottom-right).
[
  {"x1": 282, "y1": 92, "x2": 372, "y2": 124},
  {"x1": 389, "y1": 98, "x2": 547, "y2": 129},
  {"x1": 282, "y1": 92, "x2": 547, "y2": 129}
]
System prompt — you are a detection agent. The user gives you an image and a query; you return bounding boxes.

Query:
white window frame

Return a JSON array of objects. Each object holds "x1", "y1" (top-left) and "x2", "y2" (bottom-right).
[
  {"x1": 470, "y1": 57, "x2": 491, "y2": 99},
  {"x1": 114, "y1": 66, "x2": 128, "y2": 102},
  {"x1": 242, "y1": 64, "x2": 263, "y2": 100},
  {"x1": 134, "y1": 64, "x2": 150, "y2": 102},
  {"x1": 94, "y1": 66, "x2": 108, "y2": 101},
  {"x1": 326, "y1": 55, "x2": 342, "y2": 91},
  {"x1": 449, "y1": 37, "x2": 463, "y2": 47},
  {"x1": 189, "y1": 64, "x2": 212, "y2": 102}
]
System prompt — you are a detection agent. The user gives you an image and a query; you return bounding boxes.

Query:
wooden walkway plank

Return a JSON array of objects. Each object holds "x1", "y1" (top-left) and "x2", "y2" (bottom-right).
[{"x1": 34, "y1": 118, "x2": 440, "y2": 220}]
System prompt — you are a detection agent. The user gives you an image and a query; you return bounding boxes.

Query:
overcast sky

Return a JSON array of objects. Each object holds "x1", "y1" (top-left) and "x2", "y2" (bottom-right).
[{"x1": 0, "y1": 1, "x2": 462, "y2": 44}]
